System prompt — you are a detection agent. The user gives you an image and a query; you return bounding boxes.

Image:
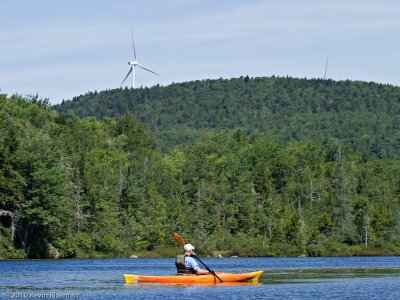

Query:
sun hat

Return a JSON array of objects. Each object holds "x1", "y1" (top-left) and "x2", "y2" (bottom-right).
[{"x1": 184, "y1": 244, "x2": 195, "y2": 251}]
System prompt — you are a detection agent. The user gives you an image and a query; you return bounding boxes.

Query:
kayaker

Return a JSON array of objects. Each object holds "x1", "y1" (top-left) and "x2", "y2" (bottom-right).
[{"x1": 175, "y1": 244, "x2": 210, "y2": 275}]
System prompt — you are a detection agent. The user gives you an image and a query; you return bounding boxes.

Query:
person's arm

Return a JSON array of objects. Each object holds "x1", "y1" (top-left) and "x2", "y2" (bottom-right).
[
  {"x1": 195, "y1": 268, "x2": 210, "y2": 275},
  {"x1": 187, "y1": 257, "x2": 210, "y2": 275}
]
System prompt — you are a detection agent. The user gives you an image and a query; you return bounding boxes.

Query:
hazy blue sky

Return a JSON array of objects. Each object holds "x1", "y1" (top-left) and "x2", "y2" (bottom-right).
[{"x1": 1, "y1": 0, "x2": 399, "y2": 104}]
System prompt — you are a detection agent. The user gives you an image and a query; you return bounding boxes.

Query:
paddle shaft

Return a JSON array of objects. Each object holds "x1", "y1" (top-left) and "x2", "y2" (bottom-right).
[{"x1": 193, "y1": 254, "x2": 223, "y2": 283}]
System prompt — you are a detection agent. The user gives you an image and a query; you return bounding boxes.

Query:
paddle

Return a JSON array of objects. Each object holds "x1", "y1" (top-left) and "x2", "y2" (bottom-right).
[
  {"x1": 173, "y1": 232, "x2": 223, "y2": 283},
  {"x1": 173, "y1": 232, "x2": 185, "y2": 248}
]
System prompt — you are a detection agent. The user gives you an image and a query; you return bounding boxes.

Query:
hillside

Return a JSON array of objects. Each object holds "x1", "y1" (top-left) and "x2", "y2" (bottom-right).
[
  {"x1": 55, "y1": 76, "x2": 400, "y2": 159},
  {"x1": 2, "y1": 93, "x2": 400, "y2": 259}
]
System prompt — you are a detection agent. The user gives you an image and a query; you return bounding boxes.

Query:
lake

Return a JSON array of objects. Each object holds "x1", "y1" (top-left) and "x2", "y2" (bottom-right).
[{"x1": 1, "y1": 256, "x2": 399, "y2": 299}]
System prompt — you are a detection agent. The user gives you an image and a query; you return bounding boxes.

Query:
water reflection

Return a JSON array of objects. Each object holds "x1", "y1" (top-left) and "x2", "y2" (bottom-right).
[
  {"x1": 124, "y1": 281, "x2": 262, "y2": 289},
  {"x1": 262, "y1": 267, "x2": 400, "y2": 284}
]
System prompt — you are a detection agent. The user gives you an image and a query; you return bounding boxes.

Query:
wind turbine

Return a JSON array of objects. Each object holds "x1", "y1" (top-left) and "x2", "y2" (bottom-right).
[
  {"x1": 324, "y1": 54, "x2": 330, "y2": 79},
  {"x1": 121, "y1": 29, "x2": 159, "y2": 88}
]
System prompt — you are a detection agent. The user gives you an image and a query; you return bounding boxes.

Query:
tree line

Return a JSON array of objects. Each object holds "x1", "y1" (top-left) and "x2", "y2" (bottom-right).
[{"x1": 1, "y1": 93, "x2": 399, "y2": 258}]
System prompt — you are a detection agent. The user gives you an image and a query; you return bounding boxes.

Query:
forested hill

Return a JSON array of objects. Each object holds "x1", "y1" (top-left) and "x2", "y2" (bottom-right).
[
  {"x1": 2, "y1": 94, "x2": 400, "y2": 259},
  {"x1": 55, "y1": 76, "x2": 400, "y2": 159}
]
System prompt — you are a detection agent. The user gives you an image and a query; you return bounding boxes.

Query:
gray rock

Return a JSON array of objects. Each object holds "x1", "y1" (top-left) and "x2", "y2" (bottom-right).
[{"x1": 48, "y1": 243, "x2": 60, "y2": 259}]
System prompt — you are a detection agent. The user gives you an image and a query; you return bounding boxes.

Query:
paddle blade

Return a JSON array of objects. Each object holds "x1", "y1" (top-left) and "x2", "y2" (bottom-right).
[{"x1": 173, "y1": 232, "x2": 185, "y2": 248}]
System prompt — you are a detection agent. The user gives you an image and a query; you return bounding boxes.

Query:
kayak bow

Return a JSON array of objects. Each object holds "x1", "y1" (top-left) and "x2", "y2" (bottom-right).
[{"x1": 124, "y1": 270, "x2": 263, "y2": 284}]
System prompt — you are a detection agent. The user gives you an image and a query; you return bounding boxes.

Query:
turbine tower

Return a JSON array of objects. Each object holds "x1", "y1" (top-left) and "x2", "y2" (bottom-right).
[{"x1": 121, "y1": 29, "x2": 159, "y2": 88}]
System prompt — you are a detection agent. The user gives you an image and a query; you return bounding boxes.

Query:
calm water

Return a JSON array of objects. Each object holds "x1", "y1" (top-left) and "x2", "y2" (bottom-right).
[{"x1": 1, "y1": 256, "x2": 400, "y2": 299}]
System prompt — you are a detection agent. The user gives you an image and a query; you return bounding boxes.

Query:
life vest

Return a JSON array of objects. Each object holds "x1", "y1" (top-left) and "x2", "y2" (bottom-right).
[{"x1": 175, "y1": 255, "x2": 196, "y2": 274}]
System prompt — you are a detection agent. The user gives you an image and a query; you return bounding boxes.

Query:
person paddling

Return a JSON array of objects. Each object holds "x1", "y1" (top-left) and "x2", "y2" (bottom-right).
[{"x1": 175, "y1": 244, "x2": 210, "y2": 275}]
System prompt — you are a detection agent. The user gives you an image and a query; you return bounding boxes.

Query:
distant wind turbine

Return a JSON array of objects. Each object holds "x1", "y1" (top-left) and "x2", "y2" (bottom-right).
[
  {"x1": 120, "y1": 29, "x2": 159, "y2": 88},
  {"x1": 324, "y1": 54, "x2": 329, "y2": 79}
]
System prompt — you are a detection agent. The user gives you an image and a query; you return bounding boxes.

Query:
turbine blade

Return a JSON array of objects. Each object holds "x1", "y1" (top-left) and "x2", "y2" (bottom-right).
[
  {"x1": 120, "y1": 67, "x2": 133, "y2": 87},
  {"x1": 131, "y1": 28, "x2": 137, "y2": 60},
  {"x1": 137, "y1": 64, "x2": 159, "y2": 76}
]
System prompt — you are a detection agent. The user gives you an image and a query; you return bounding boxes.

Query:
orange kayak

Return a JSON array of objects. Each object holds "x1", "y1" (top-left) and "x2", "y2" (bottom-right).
[{"x1": 124, "y1": 270, "x2": 263, "y2": 284}]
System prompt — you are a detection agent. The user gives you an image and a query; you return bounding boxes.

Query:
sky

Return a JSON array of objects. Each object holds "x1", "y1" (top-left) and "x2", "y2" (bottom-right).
[{"x1": 1, "y1": 0, "x2": 399, "y2": 104}]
